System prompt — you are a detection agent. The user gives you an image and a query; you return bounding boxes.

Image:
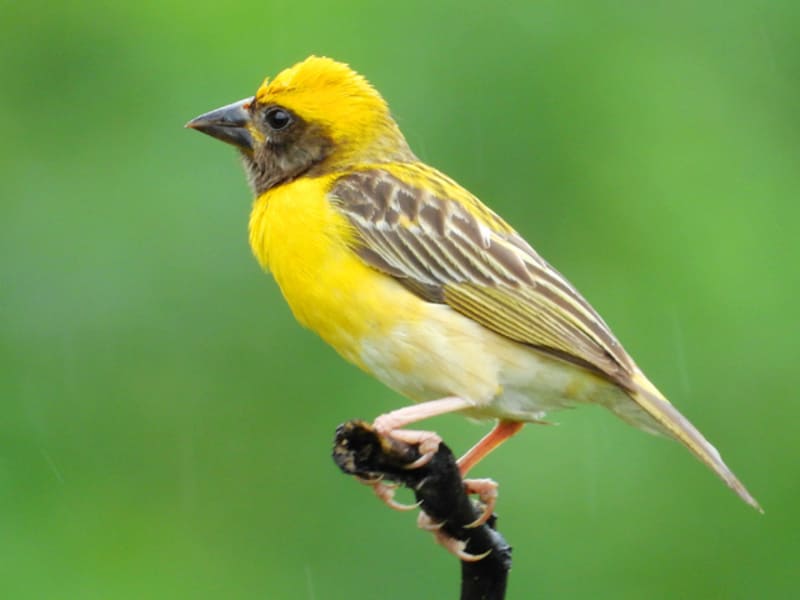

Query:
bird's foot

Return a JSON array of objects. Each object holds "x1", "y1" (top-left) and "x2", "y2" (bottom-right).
[
  {"x1": 413, "y1": 477, "x2": 498, "y2": 560},
  {"x1": 463, "y1": 477, "x2": 498, "y2": 528},
  {"x1": 358, "y1": 475, "x2": 420, "y2": 511},
  {"x1": 372, "y1": 414, "x2": 442, "y2": 470},
  {"x1": 417, "y1": 512, "x2": 492, "y2": 562}
]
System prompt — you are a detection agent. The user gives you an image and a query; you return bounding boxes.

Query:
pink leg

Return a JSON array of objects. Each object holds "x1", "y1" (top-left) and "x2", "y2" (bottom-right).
[
  {"x1": 457, "y1": 420, "x2": 525, "y2": 476},
  {"x1": 364, "y1": 397, "x2": 474, "y2": 513},
  {"x1": 373, "y1": 396, "x2": 475, "y2": 432},
  {"x1": 456, "y1": 420, "x2": 524, "y2": 528},
  {"x1": 373, "y1": 397, "x2": 475, "y2": 469}
]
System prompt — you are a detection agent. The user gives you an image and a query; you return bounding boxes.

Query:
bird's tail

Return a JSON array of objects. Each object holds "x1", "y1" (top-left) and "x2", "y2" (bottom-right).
[{"x1": 625, "y1": 371, "x2": 762, "y2": 512}]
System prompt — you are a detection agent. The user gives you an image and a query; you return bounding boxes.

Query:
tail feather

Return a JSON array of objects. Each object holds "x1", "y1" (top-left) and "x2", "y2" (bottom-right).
[{"x1": 628, "y1": 372, "x2": 762, "y2": 512}]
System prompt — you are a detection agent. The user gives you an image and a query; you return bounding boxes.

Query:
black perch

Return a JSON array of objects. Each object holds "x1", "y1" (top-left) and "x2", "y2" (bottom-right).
[{"x1": 333, "y1": 420, "x2": 513, "y2": 600}]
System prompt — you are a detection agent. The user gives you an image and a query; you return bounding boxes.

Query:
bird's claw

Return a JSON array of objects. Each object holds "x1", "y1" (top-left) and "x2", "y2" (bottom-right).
[
  {"x1": 414, "y1": 477, "x2": 498, "y2": 562},
  {"x1": 418, "y1": 511, "x2": 492, "y2": 561},
  {"x1": 358, "y1": 475, "x2": 420, "y2": 511},
  {"x1": 370, "y1": 420, "x2": 443, "y2": 470},
  {"x1": 359, "y1": 416, "x2": 496, "y2": 561},
  {"x1": 463, "y1": 477, "x2": 498, "y2": 528},
  {"x1": 416, "y1": 511, "x2": 446, "y2": 531}
]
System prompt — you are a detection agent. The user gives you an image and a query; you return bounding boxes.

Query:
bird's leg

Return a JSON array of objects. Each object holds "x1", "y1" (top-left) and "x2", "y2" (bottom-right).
[
  {"x1": 366, "y1": 397, "x2": 474, "y2": 510},
  {"x1": 457, "y1": 420, "x2": 525, "y2": 528},
  {"x1": 373, "y1": 396, "x2": 476, "y2": 468},
  {"x1": 458, "y1": 420, "x2": 525, "y2": 475}
]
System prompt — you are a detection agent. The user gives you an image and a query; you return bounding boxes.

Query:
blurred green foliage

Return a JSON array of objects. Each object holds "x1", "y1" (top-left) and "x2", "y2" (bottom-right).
[{"x1": 2, "y1": 1, "x2": 798, "y2": 598}]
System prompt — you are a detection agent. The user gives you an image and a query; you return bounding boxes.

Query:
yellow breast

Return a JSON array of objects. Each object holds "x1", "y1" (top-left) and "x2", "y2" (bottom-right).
[
  {"x1": 248, "y1": 175, "x2": 424, "y2": 368},
  {"x1": 247, "y1": 175, "x2": 615, "y2": 416}
]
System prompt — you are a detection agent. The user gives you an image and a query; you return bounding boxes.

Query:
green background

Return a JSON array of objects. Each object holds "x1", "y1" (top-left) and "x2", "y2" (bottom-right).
[{"x1": 2, "y1": 1, "x2": 797, "y2": 598}]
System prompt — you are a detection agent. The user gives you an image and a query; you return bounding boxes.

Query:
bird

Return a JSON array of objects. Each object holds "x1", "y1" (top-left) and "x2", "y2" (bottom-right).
[{"x1": 186, "y1": 55, "x2": 761, "y2": 529}]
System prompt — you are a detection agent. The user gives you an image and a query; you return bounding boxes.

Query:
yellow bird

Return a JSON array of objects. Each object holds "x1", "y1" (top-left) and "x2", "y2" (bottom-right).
[{"x1": 187, "y1": 56, "x2": 760, "y2": 517}]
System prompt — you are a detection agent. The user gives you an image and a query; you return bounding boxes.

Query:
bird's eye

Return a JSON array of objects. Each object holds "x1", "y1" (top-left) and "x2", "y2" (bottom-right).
[{"x1": 264, "y1": 107, "x2": 293, "y2": 131}]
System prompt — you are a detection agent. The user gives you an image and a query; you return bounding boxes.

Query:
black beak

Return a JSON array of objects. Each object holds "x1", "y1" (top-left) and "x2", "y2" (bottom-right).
[{"x1": 186, "y1": 97, "x2": 254, "y2": 151}]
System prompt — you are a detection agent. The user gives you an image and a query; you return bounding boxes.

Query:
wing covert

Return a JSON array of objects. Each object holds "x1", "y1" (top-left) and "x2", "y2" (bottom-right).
[{"x1": 330, "y1": 166, "x2": 634, "y2": 385}]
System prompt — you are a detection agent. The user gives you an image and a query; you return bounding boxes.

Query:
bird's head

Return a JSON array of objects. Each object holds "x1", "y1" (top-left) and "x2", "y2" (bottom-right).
[{"x1": 187, "y1": 56, "x2": 414, "y2": 195}]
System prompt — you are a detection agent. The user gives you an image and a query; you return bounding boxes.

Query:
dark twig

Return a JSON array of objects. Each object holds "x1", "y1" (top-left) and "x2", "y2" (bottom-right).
[{"x1": 333, "y1": 420, "x2": 512, "y2": 600}]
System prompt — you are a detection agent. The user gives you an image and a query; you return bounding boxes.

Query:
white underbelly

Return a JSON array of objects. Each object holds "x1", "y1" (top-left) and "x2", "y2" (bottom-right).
[{"x1": 358, "y1": 302, "x2": 627, "y2": 423}]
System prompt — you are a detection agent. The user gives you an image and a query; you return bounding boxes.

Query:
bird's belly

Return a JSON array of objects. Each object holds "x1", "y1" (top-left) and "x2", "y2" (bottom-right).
[{"x1": 358, "y1": 300, "x2": 624, "y2": 422}]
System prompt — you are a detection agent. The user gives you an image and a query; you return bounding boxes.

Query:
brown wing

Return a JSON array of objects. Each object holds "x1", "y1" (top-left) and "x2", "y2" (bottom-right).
[{"x1": 330, "y1": 166, "x2": 634, "y2": 386}]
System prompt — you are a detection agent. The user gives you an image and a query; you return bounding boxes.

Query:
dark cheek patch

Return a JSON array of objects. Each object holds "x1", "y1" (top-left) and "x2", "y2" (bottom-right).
[{"x1": 249, "y1": 117, "x2": 334, "y2": 194}]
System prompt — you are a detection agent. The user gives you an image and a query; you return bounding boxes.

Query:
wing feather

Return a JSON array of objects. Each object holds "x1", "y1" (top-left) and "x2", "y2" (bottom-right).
[{"x1": 331, "y1": 166, "x2": 634, "y2": 385}]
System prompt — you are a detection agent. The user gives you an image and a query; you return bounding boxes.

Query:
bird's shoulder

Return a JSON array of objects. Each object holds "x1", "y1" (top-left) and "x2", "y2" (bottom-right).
[{"x1": 329, "y1": 162, "x2": 517, "y2": 240}]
